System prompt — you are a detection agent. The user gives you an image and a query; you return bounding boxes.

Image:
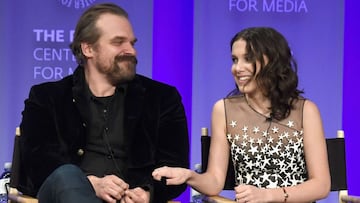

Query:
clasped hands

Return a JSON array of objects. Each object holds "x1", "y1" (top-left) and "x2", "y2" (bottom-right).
[{"x1": 88, "y1": 175, "x2": 150, "y2": 203}]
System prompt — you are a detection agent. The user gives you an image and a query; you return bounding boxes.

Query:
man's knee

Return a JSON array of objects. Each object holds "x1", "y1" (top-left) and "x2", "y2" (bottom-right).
[
  {"x1": 47, "y1": 164, "x2": 89, "y2": 188},
  {"x1": 38, "y1": 164, "x2": 100, "y2": 202},
  {"x1": 52, "y1": 164, "x2": 83, "y2": 180}
]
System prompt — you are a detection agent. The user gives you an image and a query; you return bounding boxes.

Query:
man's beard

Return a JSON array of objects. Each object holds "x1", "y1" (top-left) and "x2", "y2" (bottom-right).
[{"x1": 98, "y1": 54, "x2": 138, "y2": 85}]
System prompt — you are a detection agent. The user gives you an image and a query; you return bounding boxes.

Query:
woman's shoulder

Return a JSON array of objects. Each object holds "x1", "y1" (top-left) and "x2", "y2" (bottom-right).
[
  {"x1": 303, "y1": 99, "x2": 321, "y2": 115},
  {"x1": 294, "y1": 97, "x2": 319, "y2": 111},
  {"x1": 212, "y1": 95, "x2": 247, "y2": 115},
  {"x1": 223, "y1": 94, "x2": 246, "y2": 107}
]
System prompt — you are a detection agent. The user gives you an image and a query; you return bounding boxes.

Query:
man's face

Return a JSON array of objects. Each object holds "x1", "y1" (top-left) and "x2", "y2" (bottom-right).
[{"x1": 91, "y1": 13, "x2": 138, "y2": 85}]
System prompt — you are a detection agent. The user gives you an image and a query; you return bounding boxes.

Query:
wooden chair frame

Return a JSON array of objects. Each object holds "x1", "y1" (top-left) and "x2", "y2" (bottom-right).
[
  {"x1": 200, "y1": 128, "x2": 360, "y2": 203},
  {"x1": 8, "y1": 127, "x2": 181, "y2": 203}
]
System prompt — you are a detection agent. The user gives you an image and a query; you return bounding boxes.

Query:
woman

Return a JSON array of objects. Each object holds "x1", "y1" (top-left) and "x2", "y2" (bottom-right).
[{"x1": 152, "y1": 27, "x2": 330, "y2": 203}]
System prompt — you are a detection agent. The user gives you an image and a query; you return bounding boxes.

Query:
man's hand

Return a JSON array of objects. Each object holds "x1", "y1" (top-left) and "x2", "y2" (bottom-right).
[
  {"x1": 88, "y1": 175, "x2": 129, "y2": 203},
  {"x1": 121, "y1": 187, "x2": 150, "y2": 203}
]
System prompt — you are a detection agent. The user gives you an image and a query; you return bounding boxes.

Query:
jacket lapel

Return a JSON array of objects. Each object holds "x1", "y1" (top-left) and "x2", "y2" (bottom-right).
[
  {"x1": 71, "y1": 66, "x2": 91, "y2": 124},
  {"x1": 124, "y1": 75, "x2": 146, "y2": 139}
]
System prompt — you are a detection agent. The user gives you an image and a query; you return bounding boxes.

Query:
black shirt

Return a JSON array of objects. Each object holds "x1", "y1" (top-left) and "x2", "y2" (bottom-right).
[{"x1": 79, "y1": 85, "x2": 127, "y2": 179}]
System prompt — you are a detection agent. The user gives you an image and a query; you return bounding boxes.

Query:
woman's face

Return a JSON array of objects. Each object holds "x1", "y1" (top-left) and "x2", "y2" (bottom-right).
[{"x1": 231, "y1": 39, "x2": 263, "y2": 95}]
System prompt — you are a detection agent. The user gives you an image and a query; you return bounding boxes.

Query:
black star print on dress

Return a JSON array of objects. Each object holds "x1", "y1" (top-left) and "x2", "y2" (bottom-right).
[{"x1": 223, "y1": 95, "x2": 308, "y2": 188}]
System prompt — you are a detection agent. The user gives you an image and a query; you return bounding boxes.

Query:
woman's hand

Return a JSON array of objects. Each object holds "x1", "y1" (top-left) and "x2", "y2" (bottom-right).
[
  {"x1": 234, "y1": 184, "x2": 269, "y2": 203},
  {"x1": 152, "y1": 166, "x2": 191, "y2": 185}
]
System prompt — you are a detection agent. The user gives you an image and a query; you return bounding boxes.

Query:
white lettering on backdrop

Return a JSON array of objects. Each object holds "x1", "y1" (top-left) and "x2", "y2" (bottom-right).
[
  {"x1": 229, "y1": 0, "x2": 308, "y2": 13},
  {"x1": 32, "y1": 29, "x2": 76, "y2": 80}
]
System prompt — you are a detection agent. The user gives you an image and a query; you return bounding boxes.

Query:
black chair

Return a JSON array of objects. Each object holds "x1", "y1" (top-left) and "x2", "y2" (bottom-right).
[
  {"x1": 8, "y1": 127, "x2": 38, "y2": 203},
  {"x1": 199, "y1": 127, "x2": 236, "y2": 203},
  {"x1": 8, "y1": 127, "x2": 181, "y2": 203},
  {"x1": 327, "y1": 130, "x2": 360, "y2": 203},
  {"x1": 201, "y1": 127, "x2": 235, "y2": 190},
  {"x1": 200, "y1": 128, "x2": 360, "y2": 203}
]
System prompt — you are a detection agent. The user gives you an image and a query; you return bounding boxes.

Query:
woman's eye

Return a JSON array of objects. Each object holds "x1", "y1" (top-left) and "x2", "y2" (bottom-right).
[
  {"x1": 244, "y1": 54, "x2": 253, "y2": 62},
  {"x1": 232, "y1": 57, "x2": 238, "y2": 64}
]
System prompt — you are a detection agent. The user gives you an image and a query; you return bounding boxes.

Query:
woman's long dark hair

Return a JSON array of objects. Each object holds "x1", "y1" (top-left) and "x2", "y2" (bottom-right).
[{"x1": 228, "y1": 27, "x2": 303, "y2": 120}]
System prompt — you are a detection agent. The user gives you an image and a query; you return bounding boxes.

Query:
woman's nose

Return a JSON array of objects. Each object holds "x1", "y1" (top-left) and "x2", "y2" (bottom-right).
[{"x1": 233, "y1": 62, "x2": 244, "y2": 73}]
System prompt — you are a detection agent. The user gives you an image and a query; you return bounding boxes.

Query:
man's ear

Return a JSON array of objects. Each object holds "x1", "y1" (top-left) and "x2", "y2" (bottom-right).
[{"x1": 81, "y1": 42, "x2": 93, "y2": 57}]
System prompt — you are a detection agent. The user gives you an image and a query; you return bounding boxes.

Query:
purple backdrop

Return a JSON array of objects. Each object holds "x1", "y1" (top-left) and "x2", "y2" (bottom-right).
[
  {"x1": 0, "y1": 0, "x2": 358, "y2": 202},
  {"x1": 343, "y1": 0, "x2": 360, "y2": 197},
  {"x1": 191, "y1": 1, "x2": 347, "y2": 202},
  {"x1": 0, "y1": 0, "x2": 153, "y2": 169}
]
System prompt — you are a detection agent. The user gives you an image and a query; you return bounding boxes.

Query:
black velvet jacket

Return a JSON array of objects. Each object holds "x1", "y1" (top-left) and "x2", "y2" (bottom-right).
[{"x1": 18, "y1": 66, "x2": 190, "y2": 203}]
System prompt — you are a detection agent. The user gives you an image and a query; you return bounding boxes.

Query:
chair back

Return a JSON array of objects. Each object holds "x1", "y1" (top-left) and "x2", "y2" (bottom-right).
[
  {"x1": 200, "y1": 128, "x2": 360, "y2": 203},
  {"x1": 200, "y1": 127, "x2": 235, "y2": 190},
  {"x1": 9, "y1": 127, "x2": 21, "y2": 189},
  {"x1": 326, "y1": 133, "x2": 347, "y2": 191}
]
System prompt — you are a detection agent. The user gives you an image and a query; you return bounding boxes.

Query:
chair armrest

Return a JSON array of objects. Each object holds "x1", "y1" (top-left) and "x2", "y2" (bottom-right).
[
  {"x1": 8, "y1": 187, "x2": 38, "y2": 203},
  {"x1": 203, "y1": 195, "x2": 236, "y2": 203},
  {"x1": 341, "y1": 194, "x2": 360, "y2": 203},
  {"x1": 8, "y1": 187, "x2": 179, "y2": 203}
]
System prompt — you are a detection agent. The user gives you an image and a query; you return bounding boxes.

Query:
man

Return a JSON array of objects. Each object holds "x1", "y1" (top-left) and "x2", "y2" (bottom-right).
[{"x1": 18, "y1": 3, "x2": 189, "y2": 203}]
